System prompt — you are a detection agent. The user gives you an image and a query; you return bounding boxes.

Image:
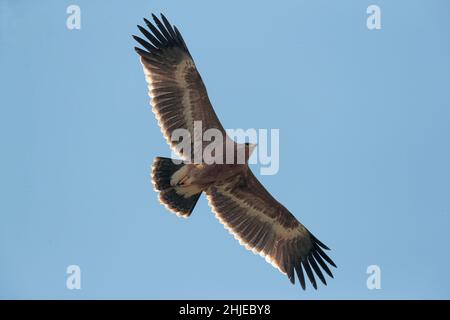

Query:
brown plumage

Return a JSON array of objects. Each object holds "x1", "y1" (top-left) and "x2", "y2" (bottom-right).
[{"x1": 134, "y1": 13, "x2": 336, "y2": 290}]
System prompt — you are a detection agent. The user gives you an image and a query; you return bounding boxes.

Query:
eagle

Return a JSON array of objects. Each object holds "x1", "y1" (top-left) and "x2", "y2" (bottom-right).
[{"x1": 133, "y1": 13, "x2": 336, "y2": 290}]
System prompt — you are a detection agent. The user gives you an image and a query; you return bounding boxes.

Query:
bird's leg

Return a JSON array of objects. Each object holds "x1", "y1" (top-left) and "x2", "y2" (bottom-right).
[
  {"x1": 177, "y1": 175, "x2": 189, "y2": 186},
  {"x1": 173, "y1": 163, "x2": 204, "y2": 187}
]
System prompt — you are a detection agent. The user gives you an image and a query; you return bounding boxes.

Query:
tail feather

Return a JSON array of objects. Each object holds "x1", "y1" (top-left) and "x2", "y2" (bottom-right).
[
  {"x1": 159, "y1": 188, "x2": 201, "y2": 217},
  {"x1": 151, "y1": 157, "x2": 201, "y2": 217},
  {"x1": 151, "y1": 156, "x2": 182, "y2": 191}
]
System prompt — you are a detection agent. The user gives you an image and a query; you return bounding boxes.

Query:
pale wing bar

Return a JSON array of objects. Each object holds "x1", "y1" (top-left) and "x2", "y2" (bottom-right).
[
  {"x1": 133, "y1": 14, "x2": 225, "y2": 161},
  {"x1": 206, "y1": 172, "x2": 336, "y2": 290}
]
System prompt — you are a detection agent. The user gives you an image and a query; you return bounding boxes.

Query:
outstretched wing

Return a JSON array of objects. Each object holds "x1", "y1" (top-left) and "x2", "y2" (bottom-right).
[
  {"x1": 206, "y1": 170, "x2": 337, "y2": 290},
  {"x1": 133, "y1": 14, "x2": 226, "y2": 161}
]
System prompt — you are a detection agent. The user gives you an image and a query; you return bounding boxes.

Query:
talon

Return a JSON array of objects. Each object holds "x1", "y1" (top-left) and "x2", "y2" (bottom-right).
[{"x1": 178, "y1": 175, "x2": 188, "y2": 186}]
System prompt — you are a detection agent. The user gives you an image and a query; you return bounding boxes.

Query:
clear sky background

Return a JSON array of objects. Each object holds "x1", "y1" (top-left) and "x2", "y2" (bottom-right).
[{"x1": 1, "y1": 0, "x2": 450, "y2": 299}]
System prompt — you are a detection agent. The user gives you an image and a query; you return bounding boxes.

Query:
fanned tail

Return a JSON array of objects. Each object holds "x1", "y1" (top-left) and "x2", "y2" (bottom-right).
[{"x1": 151, "y1": 157, "x2": 201, "y2": 218}]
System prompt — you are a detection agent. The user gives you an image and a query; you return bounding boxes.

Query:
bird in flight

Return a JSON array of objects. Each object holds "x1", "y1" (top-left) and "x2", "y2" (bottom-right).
[{"x1": 133, "y1": 13, "x2": 336, "y2": 290}]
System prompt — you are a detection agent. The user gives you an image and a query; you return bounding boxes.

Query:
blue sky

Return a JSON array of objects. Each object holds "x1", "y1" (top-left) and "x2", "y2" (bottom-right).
[{"x1": 1, "y1": 0, "x2": 450, "y2": 299}]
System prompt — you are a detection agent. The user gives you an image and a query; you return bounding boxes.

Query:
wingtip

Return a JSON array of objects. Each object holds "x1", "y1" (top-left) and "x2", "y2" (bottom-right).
[
  {"x1": 136, "y1": 24, "x2": 145, "y2": 34},
  {"x1": 143, "y1": 17, "x2": 152, "y2": 27},
  {"x1": 134, "y1": 46, "x2": 148, "y2": 58},
  {"x1": 311, "y1": 233, "x2": 331, "y2": 251},
  {"x1": 289, "y1": 275, "x2": 295, "y2": 285},
  {"x1": 160, "y1": 13, "x2": 172, "y2": 28},
  {"x1": 308, "y1": 255, "x2": 326, "y2": 286}
]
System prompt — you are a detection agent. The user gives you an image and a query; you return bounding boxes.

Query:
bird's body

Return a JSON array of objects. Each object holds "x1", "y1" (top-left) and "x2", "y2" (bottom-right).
[
  {"x1": 134, "y1": 13, "x2": 336, "y2": 290},
  {"x1": 175, "y1": 162, "x2": 249, "y2": 188}
]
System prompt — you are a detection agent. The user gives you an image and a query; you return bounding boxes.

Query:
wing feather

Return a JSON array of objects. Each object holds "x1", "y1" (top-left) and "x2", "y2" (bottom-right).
[
  {"x1": 134, "y1": 14, "x2": 226, "y2": 161},
  {"x1": 206, "y1": 169, "x2": 336, "y2": 289}
]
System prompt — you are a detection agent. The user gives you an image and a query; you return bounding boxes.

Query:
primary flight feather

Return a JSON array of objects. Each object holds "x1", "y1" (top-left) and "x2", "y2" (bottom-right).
[{"x1": 133, "y1": 13, "x2": 336, "y2": 290}]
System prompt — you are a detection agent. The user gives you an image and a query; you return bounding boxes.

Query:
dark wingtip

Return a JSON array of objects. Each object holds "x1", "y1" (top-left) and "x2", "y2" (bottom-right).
[
  {"x1": 311, "y1": 234, "x2": 331, "y2": 250},
  {"x1": 316, "y1": 244, "x2": 337, "y2": 269},
  {"x1": 134, "y1": 46, "x2": 150, "y2": 60},
  {"x1": 294, "y1": 261, "x2": 306, "y2": 290},
  {"x1": 152, "y1": 13, "x2": 163, "y2": 27},
  {"x1": 302, "y1": 260, "x2": 317, "y2": 290},
  {"x1": 312, "y1": 251, "x2": 334, "y2": 279},
  {"x1": 308, "y1": 255, "x2": 327, "y2": 286}
]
